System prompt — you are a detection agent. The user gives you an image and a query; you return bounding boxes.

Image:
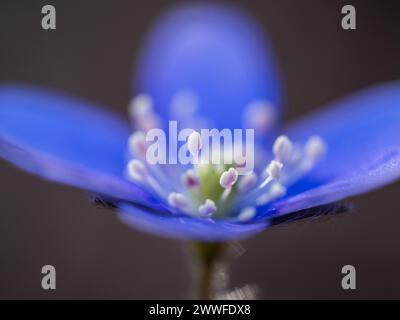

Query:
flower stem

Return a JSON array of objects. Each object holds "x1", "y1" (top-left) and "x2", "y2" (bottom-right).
[{"x1": 189, "y1": 242, "x2": 226, "y2": 300}]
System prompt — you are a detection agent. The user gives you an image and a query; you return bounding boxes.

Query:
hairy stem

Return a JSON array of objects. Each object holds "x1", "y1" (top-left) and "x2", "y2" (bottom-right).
[{"x1": 189, "y1": 242, "x2": 226, "y2": 300}]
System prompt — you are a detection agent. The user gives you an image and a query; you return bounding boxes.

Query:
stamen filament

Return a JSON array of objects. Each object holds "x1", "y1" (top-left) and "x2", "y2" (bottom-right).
[
  {"x1": 273, "y1": 135, "x2": 293, "y2": 162},
  {"x1": 198, "y1": 199, "x2": 217, "y2": 217},
  {"x1": 256, "y1": 182, "x2": 286, "y2": 206},
  {"x1": 238, "y1": 172, "x2": 258, "y2": 193},
  {"x1": 128, "y1": 131, "x2": 147, "y2": 158},
  {"x1": 258, "y1": 160, "x2": 282, "y2": 189},
  {"x1": 181, "y1": 169, "x2": 199, "y2": 189},
  {"x1": 168, "y1": 192, "x2": 188, "y2": 210},
  {"x1": 237, "y1": 207, "x2": 256, "y2": 222}
]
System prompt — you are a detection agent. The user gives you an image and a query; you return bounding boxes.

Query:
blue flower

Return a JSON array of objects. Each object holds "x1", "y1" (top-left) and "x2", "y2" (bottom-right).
[{"x1": 1, "y1": 3, "x2": 400, "y2": 243}]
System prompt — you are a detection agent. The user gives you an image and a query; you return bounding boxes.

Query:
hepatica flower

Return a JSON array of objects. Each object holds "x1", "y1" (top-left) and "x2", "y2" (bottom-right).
[{"x1": 1, "y1": 3, "x2": 400, "y2": 298}]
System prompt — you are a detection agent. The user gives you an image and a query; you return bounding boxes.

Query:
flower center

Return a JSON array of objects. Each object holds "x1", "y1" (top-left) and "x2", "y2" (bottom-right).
[{"x1": 124, "y1": 93, "x2": 327, "y2": 221}]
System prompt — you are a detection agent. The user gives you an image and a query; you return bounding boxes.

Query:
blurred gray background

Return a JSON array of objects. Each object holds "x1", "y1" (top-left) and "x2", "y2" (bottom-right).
[{"x1": 0, "y1": 0, "x2": 400, "y2": 299}]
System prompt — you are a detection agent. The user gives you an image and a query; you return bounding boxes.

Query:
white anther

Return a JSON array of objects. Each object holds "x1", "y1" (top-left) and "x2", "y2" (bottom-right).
[
  {"x1": 187, "y1": 131, "x2": 202, "y2": 156},
  {"x1": 181, "y1": 169, "x2": 199, "y2": 189},
  {"x1": 237, "y1": 207, "x2": 256, "y2": 222},
  {"x1": 238, "y1": 172, "x2": 258, "y2": 192},
  {"x1": 127, "y1": 159, "x2": 148, "y2": 182},
  {"x1": 219, "y1": 168, "x2": 239, "y2": 189},
  {"x1": 128, "y1": 94, "x2": 161, "y2": 131},
  {"x1": 168, "y1": 192, "x2": 188, "y2": 209},
  {"x1": 256, "y1": 182, "x2": 287, "y2": 206},
  {"x1": 270, "y1": 182, "x2": 287, "y2": 198},
  {"x1": 128, "y1": 131, "x2": 147, "y2": 158},
  {"x1": 244, "y1": 100, "x2": 277, "y2": 133},
  {"x1": 128, "y1": 94, "x2": 153, "y2": 119},
  {"x1": 305, "y1": 135, "x2": 327, "y2": 161},
  {"x1": 198, "y1": 199, "x2": 217, "y2": 217},
  {"x1": 258, "y1": 160, "x2": 283, "y2": 189},
  {"x1": 266, "y1": 160, "x2": 283, "y2": 180},
  {"x1": 273, "y1": 135, "x2": 293, "y2": 162}
]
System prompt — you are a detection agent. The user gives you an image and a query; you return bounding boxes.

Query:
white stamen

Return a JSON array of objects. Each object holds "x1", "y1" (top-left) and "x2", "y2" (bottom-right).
[
  {"x1": 237, "y1": 207, "x2": 256, "y2": 222},
  {"x1": 128, "y1": 131, "x2": 147, "y2": 158},
  {"x1": 270, "y1": 182, "x2": 287, "y2": 198},
  {"x1": 128, "y1": 94, "x2": 153, "y2": 119},
  {"x1": 128, "y1": 94, "x2": 161, "y2": 131},
  {"x1": 127, "y1": 160, "x2": 167, "y2": 198},
  {"x1": 187, "y1": 131, "x2": 202, "y2": 156},
  {"x1": 273, "y1": 135, "x2": 293, "y2": 162},
  {"x1": 198, "y1": 199, "x2": 217, "y2": 217},
  {"x1": 266, "y1": 160, "x2": 283, "y2": 180},
  {"x1": 220, "y1": 188, "x2": 232, "y2": 203},
  {"x1": 220, "y1": 168, "x2": 239, "y2": 189},
  {"x1": 168, "y1": 192, "x2": 188, "y2": 209},
  {"x1": 258, "y1": 160, "x2": 283, "y2": 189},
  {"x1": 127, "y1": 159, "x2": 148, "y2": 182},
  {"x1": 305, "y1": 135, "x2": 327, "y2": 161},
  {"x1": 288, "y1": 145, "x2": 303, "y2": 165},
  {"x1": 256, "y1": 182, "x2": 286, "y2": 206},
  {"x1": 244, "y1": 100, "x2": 277, "y2": 133},
  {"x1": 238, "y1": 172, "x2": 258, "y2": 192},
  {"x1": 181, "y1": 169, "x2": 199, "y2": 189}
]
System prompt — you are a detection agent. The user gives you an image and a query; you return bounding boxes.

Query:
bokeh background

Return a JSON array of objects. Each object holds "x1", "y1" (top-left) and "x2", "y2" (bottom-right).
[{"x1": 1, "y1": 0, "x2": 400, "y2": 299}]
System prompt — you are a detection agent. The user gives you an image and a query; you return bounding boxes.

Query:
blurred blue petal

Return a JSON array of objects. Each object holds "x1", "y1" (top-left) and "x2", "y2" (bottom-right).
[
  {"x1": 118, "y1": 203, "x2": 268, "y2": 242},
  {"x1": 274, "y1": 82, "x2": 400, "y2": 215},
  {"x1": 0, "y1": 84, "x2": 154, "y2": 205},
  {"x1": 135, "y1": 3, "x2": 281, "y2": 130}
]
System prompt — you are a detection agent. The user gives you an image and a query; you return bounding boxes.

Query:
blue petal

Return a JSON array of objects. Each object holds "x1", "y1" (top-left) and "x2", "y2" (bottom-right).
[
  {"x1": 274, "y1": 82, "x2": 400, "y2": 215},
  {"x1": 134, "y1": 3, "x2": 281, "y2": 130},
  {"x1": 0, "y1": 84, "x2": 155, "y2": 206},
  {"x1": 118, "y1": 203, "x2": 268, "y2": 242}
]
